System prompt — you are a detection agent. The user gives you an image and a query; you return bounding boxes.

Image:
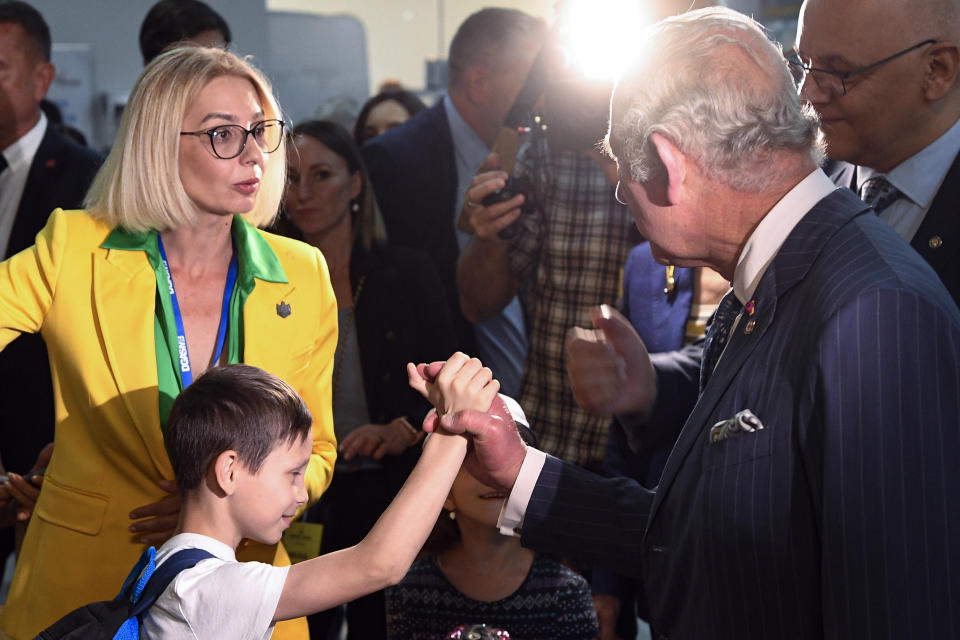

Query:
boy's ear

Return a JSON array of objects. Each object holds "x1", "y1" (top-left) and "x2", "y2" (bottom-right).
[{"x1": 213, "y1": 450, "x2": 241, "y2": 496}]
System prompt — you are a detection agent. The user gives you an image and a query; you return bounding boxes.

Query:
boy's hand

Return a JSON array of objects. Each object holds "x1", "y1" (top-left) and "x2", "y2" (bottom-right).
[{"x1": 407, "y1": 352, "x2": 500, "y2": 417}]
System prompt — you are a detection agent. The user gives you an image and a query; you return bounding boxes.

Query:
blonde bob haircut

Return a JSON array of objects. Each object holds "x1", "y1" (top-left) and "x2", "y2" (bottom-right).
[{"x1": 85, "y1": 46, "x2": 286, "y2": 231}]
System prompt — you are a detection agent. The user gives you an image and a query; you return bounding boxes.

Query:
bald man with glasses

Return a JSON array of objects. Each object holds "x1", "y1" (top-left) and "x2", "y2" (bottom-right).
[{"x1": 795, "y1": 0, "x2": 960, "y2": 304}]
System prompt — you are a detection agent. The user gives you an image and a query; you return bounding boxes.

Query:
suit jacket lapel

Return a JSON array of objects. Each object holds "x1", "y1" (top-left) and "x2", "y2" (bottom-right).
[
  {"x1": 243, "y1": 279, "x2": 297, "y2": 371},
  {"x1": 646, "y1": 288, "x2": 777, "y2": 527},
  {"x1": 825, "y1": 159, "x2": 856, "y2": 192},
  {"x1": 911, "y1": 151, "x2": 960, "y2": 292},
  {"x1": 646, "y1": 189, "x2": 870, "y2": 529},
  {"x1": 425, "y1": 103, "x2": 459, "y2": 232},
  {"x1": 93, "y1": 245, "x2": 170, "y2": 474}
]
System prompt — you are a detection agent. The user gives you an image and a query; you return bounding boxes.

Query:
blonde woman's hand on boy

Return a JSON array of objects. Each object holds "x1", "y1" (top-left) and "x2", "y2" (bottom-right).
[{"x1": 407, "y1": 352, "x2": 500, "y2": 419}]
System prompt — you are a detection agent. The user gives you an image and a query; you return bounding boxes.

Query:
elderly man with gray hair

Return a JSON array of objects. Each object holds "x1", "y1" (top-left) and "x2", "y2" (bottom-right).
[{"x1": 424, "y1": 7, "x2": 960, "y2": 639}]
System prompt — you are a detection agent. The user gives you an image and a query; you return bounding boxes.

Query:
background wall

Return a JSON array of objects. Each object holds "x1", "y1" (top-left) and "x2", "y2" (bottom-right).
[{"x1": 267, "y1": 0, "x2": 554, "y2": 95}]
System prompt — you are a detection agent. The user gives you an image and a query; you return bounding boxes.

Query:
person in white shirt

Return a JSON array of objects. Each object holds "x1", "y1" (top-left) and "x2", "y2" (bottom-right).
[{"x1": 142, "y1": 358, "x2": 499, "y2": 640}]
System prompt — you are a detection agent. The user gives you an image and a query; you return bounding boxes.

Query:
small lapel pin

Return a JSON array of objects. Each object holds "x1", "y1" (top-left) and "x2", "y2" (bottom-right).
[
  {"x1": 276, "y1": 301, "x2": 291, "y2": 318},
  {"x1": 45, "y1": 158, "x2": 56, "y2": 168},
  {"x1": 743, "y1": 300, "x2": 756, "y2": 334}
]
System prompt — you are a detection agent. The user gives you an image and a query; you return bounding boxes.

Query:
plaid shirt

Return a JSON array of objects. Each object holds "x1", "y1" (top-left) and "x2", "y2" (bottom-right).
[{"x1": 508, "y1": 138, "x2": 640, "y2": 468}]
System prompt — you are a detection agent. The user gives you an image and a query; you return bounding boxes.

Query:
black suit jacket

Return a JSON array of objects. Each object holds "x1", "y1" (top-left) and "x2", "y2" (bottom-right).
[
  {"x1": 351, "y1": 243, "x2": 458, "y2": 430},
  {"x1": 522, "y1": 189, "x2": 960, "y2": 639},
  {"x1": 361, "y1": 102, "x2": 477, "y2": 355},
  {"x1": 827, "y1": 155, "x2": 959, "y2": 305},
  {"x1": 1, "y1": 124, "x2": 101, "y2": 474}
]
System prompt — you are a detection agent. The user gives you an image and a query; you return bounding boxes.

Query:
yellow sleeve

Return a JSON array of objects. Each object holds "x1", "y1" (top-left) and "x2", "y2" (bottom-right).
[
  {"x1": 0, "y1": 209, "x2": 68, "y2": 350},
  {"x1": 299, "y1": 245, "x2": 338, "y2": 508}
]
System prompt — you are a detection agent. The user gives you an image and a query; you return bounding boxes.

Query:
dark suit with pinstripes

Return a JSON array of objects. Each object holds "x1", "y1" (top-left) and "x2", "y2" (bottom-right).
[{"x1": 521, "y1": 188, "x2": 960, "y2": 639}]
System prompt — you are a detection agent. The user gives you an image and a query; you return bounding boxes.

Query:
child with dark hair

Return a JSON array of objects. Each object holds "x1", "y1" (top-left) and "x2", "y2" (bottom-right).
[
  {"x1": 143, "y1": 357, "x2": 498, "y2": 639},
  {"x1": 385, "y1": 393, "x2": 599, "y2": 640}
]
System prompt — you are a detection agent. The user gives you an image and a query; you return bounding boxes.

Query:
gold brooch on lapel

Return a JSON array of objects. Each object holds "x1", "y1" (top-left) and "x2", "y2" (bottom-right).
[{"x1": 276, "y1": 301, "x2": 292, "y2": 318}]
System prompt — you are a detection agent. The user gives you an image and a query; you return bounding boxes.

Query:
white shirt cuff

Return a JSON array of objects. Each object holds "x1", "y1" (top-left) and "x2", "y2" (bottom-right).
[{"x1": 496, "y1": 447, "x2": 546, "y2": 537}]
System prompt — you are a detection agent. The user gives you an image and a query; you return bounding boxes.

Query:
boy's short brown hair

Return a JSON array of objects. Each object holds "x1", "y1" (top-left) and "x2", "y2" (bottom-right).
[{"x1": 165, "y1": 364, "x2": 313, "y2": 493}]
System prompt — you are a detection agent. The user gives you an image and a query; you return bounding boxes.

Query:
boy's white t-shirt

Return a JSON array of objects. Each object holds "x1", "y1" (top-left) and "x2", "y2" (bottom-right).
[{"x1": 140, "y1": 533, "x2": 290, "y2": 640}]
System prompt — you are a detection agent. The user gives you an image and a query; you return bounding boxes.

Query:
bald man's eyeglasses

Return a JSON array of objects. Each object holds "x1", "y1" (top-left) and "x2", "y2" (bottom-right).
[{"x1": 787, "y1": 39, "x2": 936, "y2": 97}]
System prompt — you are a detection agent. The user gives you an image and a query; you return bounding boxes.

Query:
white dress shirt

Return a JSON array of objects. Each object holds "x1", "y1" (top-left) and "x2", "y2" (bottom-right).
[
  {"x1": 0, "y1": 113, "x2": 47, "y2": 258},
  {"x1": 856, "y1": 115, "x2": 960, "y2": 242},
  {"x1": 497, "y1": 168, "x2": 839, "y2": 536}
]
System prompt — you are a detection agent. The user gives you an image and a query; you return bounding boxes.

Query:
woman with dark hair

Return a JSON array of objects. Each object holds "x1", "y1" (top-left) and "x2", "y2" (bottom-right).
[
  {"x1": 282, "y1": 120, "x2": 457, "y2": 639},
  {"x1": 353, "y1": 90, "x2": 426, "y2": 145}
]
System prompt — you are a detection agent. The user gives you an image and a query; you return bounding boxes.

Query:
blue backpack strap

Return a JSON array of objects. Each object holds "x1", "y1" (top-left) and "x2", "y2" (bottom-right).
[
  {"x1": 117, "y1": 547, "x2": 157, "y2": 601},
  {"x1": 129, "y1": 548, "x2": 216, "y2": 618}
]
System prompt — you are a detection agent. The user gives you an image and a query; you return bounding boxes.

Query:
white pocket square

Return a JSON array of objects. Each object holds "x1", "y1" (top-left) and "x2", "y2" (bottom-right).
[{"x1": 709, "y1": 409, "x2": 765, "y2": 443}]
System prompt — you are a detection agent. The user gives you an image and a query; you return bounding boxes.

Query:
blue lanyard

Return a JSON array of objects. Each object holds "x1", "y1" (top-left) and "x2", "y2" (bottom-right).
[{"x1": 157, "y1": 235, "x2": 239, "y2": 388}]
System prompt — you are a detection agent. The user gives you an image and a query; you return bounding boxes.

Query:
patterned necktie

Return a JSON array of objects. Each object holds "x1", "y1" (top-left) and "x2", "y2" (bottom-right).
[
  {"x1": 700, "y1": 290, "x2": 742, "y2": 391},
  {"x1": 858, "y1": 175, "x2": 901, "y2": 213}
]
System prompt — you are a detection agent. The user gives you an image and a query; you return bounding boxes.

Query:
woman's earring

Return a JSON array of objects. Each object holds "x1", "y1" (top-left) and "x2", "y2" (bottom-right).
[
  {"x1": 448, "y1": 510, "x2": 456, "y2": 520},
  {"x1": 351, "y1": 200, "x2": 360, "y2": 213}
]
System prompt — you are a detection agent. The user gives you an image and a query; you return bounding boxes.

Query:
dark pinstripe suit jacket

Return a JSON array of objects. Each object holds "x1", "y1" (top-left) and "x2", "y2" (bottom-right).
[{"x1": 522, "y1": 188, "x2": 960, "y2": 639}]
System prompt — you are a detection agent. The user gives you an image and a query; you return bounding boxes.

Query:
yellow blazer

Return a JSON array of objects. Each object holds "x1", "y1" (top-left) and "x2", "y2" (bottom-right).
[{"x1": 0, "y1": 210, "x2": 337, "y2": 640}]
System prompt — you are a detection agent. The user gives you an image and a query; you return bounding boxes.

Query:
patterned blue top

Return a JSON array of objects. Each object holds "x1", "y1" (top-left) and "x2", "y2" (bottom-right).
[{"x1": 386, "y1": 555, "x2": 599, "y2": 640}]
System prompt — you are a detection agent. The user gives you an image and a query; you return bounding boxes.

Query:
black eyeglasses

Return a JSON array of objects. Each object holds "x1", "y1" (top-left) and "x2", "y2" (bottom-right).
[
  {"x1": 787, "y1": 39, "x2": 936, "y2": 97},
  {"x1": 180, "y1": 119, "x2": 285, "y2": 159}
]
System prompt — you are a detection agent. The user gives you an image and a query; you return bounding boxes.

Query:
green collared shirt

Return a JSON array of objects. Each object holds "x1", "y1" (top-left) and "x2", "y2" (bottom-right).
[{"x1": 102, "y1": 215, "x2": 288, "y2": 426}]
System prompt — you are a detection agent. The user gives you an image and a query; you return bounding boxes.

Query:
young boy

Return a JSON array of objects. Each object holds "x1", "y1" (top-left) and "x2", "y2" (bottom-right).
[{"x1": 142, "y1": 354, "x2": 499, "y2": 639}]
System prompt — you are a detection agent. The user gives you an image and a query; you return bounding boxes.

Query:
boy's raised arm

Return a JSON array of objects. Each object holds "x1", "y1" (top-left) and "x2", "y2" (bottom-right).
[{"x1": 274, "y1": 353, "x2": 498, "y2": 621}]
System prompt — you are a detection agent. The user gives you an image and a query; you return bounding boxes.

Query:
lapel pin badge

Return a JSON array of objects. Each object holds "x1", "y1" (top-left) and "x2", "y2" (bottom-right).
[
  {"x1": 276, "y1": 301, "x2": 292, "y2": 318},
  {"x1": 743, "y1": 300, "x2": 756, "y2": 334},
  {"x1": 45, "y1": 158, "x2": 56, "y2": 168}
]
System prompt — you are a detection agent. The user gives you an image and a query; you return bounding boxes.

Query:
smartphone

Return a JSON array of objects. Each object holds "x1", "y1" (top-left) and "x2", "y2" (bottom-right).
[{"x1": 0, "y1": 468, "x2": 45, "y2": 484}]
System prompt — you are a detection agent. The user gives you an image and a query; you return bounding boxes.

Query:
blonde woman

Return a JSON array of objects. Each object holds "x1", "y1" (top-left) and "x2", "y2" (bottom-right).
[{"x1": 0, "y1": 46, "x2": 336, "y2": 640}]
